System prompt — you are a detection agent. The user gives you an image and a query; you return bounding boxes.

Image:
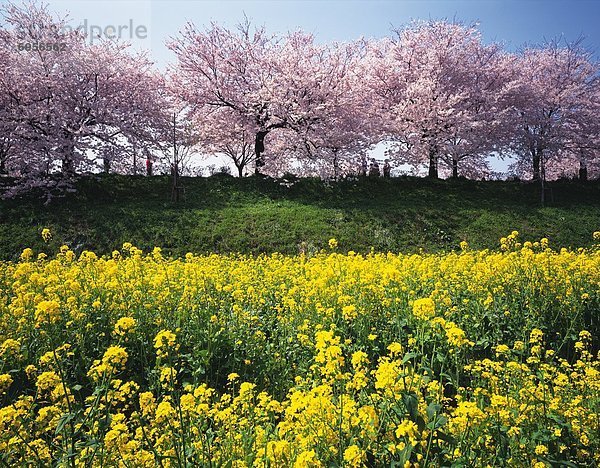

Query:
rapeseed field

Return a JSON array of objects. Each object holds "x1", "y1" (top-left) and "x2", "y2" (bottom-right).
[{"x1": 0, "y1": 231, "x2": 598, "y2": 466}]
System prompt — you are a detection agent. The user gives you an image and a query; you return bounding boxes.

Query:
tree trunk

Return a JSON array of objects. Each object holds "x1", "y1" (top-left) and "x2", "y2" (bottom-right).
[
  {"x1": 452, "y1": 158, "x2": 458, "y2": 178},
  {"x1": 62, "y1": 157, "x2": 73, "y2": 175},
  {"x1": 171, "y1": 112, "x2": 179, "y2": 202},
  {"x1": 60, "y1": 129, "x2": 76, "y2": 176},
  {"x1": 132, "y1": 144, "x2": 137, "y2": 176},
  {"x1": 532, "y1": 148, "x2": 541, "y2": 181},
  {"x1": 333, "y1": 151, "x2": 339, "y2": 179},
  {"x1": 0, "y1": 153, "x2": 6, "y2": 175},
  {"x1": 579, "y1": 165, "x2": 588, "y2": 181},
  {"x1": 236, "y1": 162, "x2": 244, "y2": 178},
  {"x1": 254, "y1": 130, "x2": 268, "y2": 175},
  {"x1": 540, "y1": 151, "x2": 546, "y2": 207},
  {"x1": 103, "y1": 157, "x2": 110, "y2": 174},
  {"x1": 61, "y1": 145, "x2": 75, "y2": 176},
  {"x1": 171, "y1": 163, "x2": 180, "y2": 202},
  {"x1": 428, "y1": 148, "x2": 438, "y2": 178},
  {"x1": 579, "y1": 154, "x2": 588, "y2": 181}
]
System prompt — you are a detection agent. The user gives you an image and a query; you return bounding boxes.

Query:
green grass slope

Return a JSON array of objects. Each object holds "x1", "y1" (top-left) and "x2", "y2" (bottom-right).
[{"x1": 0, "y1": 174, "x2": 598, "y2": 260}]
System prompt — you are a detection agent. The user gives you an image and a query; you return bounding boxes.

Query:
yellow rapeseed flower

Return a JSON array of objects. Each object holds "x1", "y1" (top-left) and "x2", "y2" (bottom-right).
[{"x1": 412, "y1": 298, "x2": 435, "y2": 320}]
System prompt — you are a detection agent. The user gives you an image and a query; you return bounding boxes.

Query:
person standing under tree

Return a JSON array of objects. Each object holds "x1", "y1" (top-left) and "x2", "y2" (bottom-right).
[
  {"x1": 369, "y1": 158, "x2": 380, "y2": 177},
  {"x1": 359, "y1": 155, "x2": 368, "y2": 176},
  {"x1": 383, "y1": 159, "x2": 391, "y2": 178},
  {"x1": 146, "y1": 157, "x2": 153, "y2": 176}
]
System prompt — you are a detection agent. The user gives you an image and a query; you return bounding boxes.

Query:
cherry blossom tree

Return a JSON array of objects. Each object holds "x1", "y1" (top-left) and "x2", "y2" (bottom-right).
[
  {"x1": 559, "y1": 66, "x2": 600, "y2": 181},
  {"x1": 264, "y1": 40, "x2": 371, "y2": 178},
  {"x1": 0, "y1": 47, "x2": 16, "y2": 175},
  {"x1": 0, "y1": 1, "x2": 169, "y2": 196},
  {"x1": 0, "y1": 1, "x2": 78, "y2": 181},
  {"x1": 365, "y1": 21, "x2": 512, "y2": 179},
  {"x1": 567, "y1": 97, "x2": 600, "y2": 180},
  {"x1": 508, "y1": 39, "x2": 600, "y2": 182},
  {"x1": 196, "y1": 107, "x2": 255, "y2": 177},
  {"x1": 438, "y1": 48, "x2": 516, "y2": 178},
  {"x1": 2, "y1": 2, "x2": 599, "y2": 190},
  {"x1": 168, "y1": 21, "x2": 278, "y2": 174},
  {"x1": 169, "y1": 21, "x2": 367, "y2": 175}
]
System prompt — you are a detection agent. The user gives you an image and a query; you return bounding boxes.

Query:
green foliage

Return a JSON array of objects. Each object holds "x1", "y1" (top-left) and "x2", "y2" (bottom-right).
[{"x1": 0, "y1": 175, "x2": 598, "y2": 259}]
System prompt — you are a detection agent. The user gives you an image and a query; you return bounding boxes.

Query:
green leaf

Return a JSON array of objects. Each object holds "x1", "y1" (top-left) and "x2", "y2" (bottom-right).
[
  {"x1": 546, "y1": 460, "x2": 578, "y2": 467},
  {"x1": 401, "y1": 352, "x2": 418, "y2": 364},
  {"x1": 403, "y1": 393, "x2": 419, "y2": 421},
  {"x1": 427, "y1": 415, "x2": 447, "y2": 430},
  {"x1": 55, "y1": 412, "x2": 75, "y2": 435},
  {"x1": 436, "y1": 431, "x2": 456, "y2": 445},
  {"x1": 426, "y1": 402, "x2": 441, "y2": 420}
]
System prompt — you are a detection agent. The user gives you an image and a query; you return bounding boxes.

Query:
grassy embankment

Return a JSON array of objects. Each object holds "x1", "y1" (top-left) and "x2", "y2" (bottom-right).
[{"x1": 0, "y1": 174, "x2": 598, "y2": 259}]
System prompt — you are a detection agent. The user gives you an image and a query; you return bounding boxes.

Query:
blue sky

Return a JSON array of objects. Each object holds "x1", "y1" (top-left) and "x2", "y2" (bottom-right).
[{"x1": 3, "y1": 0, "x2": 599, "y2": 67}]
